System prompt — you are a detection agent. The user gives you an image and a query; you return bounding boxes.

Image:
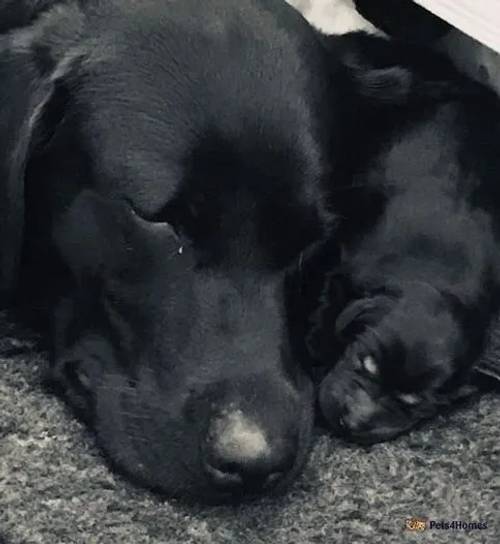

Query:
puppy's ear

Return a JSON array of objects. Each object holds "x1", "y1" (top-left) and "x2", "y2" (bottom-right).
[
  {"x1": 335, "y1": 294, "x2": 393, "y2": 340},
  {"x1": 0, "y1": 16, "x2": 78, "y2": 303},
  {"x1": 321, "y1": 32, "x2": 473, "y2": 107}
]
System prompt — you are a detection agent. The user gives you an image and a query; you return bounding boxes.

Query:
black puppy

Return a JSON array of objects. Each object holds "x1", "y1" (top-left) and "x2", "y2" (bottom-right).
[
  {"x1": 308, "y1": 36, "x2": 500, "y2": 444},
  {"x1": 0, "y1": 0, "x2": 343, "y2": 502}
]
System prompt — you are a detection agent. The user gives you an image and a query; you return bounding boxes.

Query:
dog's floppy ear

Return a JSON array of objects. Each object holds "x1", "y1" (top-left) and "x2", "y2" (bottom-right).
[
  {"x1": 0, "y1": 12, "x2": 79, "y2": 304},
  {"x1": 0, "y1": 48, "x2": 50, "y2": 301},
  {"x1": 0, "y1": 45, "x2": 55, "y2": 302}
]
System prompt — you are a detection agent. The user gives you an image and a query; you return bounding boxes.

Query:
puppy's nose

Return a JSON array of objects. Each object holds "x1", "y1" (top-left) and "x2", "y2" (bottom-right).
[{"x1": 204, "y1": 410, "x2": 294, "y2": 492}]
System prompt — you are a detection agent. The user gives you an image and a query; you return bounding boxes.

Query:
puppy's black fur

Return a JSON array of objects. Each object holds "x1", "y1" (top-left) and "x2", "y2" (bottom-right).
[
  {"x1": 305, "y1": 36, "x2": 500, "y2": 444},
  {"x1": 354, "y1": 0, "x2": 451, "y2": 43}
]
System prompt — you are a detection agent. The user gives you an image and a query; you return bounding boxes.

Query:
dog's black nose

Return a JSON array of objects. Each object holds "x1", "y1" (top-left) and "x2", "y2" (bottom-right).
[{"x1": 203, "y1": 410, "x2": 295, "y2": 492}]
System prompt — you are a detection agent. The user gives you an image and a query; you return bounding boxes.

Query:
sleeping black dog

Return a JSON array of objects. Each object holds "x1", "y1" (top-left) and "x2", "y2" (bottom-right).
[
  {"x1": 1, "y1": 0, "x2": 351, "y2": 502},
  {"x1": 303, "y1": 35, "x2": 500, "y2": 444}
]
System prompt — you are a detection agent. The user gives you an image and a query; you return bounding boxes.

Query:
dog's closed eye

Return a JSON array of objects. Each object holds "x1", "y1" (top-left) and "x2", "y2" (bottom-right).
[
  {"x1": 130, "y1": 205, "x2": 177, "y2": 232},
  {"x1": 130, "y1": 205, "x2": 189, "y2": 256}
]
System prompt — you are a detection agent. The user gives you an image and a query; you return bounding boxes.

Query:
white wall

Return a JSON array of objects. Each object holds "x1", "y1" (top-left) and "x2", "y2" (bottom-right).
[{"x1": 414, "y1": 0, "x2": 500, "y2": 55}]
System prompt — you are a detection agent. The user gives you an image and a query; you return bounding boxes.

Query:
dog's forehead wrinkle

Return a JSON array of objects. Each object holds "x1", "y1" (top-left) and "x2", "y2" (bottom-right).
[
  {"x1": 106, "y1": 159, "x2": 181, "y2": 212},
  {"x1": 86, "y1": 130, "x2": 315, "y2": 232}
]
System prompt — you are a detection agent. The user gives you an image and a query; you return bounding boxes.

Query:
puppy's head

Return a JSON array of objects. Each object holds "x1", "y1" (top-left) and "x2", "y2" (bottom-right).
[
  {"x1": 0, "y1": 0, "x2": 337, "y2": 502},
  {"x1": 319, "y1": 287, "x2": 476, "y2": 443}
]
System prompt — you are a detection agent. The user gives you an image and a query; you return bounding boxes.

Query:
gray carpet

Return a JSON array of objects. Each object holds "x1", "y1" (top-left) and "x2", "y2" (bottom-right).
[{"x1": 1, "y1": 312, "x2": 499, "y2": 543}]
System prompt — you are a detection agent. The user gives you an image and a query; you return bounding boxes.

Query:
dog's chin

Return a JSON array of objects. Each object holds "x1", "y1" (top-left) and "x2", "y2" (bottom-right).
[
  {"x1": 48, "y1": 355, "x2": 316, "y2": 502},
  {"x1": 94, "y1": 414, "x2": 314, "y2": 505},
  {"x1": 167, "y1": 461, "x2": 308, "y2": 506}
]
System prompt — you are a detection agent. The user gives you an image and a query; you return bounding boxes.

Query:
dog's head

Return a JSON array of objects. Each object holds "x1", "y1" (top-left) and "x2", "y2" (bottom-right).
[
  {"x1": 318, "y1": 287, "x2": 479, "y2": 443},
  {"x1": 0, "y1": 0, "x2": 340, "y2": 502}
]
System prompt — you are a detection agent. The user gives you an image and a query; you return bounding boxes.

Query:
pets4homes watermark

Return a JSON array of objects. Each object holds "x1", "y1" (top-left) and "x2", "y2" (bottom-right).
[{"x1": 406, "y1": 517, "x2": 489, "y2": 532}]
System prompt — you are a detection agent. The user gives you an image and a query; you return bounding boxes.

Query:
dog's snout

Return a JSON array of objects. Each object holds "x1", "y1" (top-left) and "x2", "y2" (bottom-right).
[{"x1": 204, "y1": 410, "x2": 295, "y2": 492}]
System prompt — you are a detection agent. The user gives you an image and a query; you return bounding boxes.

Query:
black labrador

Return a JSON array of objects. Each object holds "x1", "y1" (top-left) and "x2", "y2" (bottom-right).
[
  {"x1": 302, "y1": 35, "x2": 500, "y2": 444},
  {"x1": 1, "y1": 0, "x2": 343, "y2": 502}
]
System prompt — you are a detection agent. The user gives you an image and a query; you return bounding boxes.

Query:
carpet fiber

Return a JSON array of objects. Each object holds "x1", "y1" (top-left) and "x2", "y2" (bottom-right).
[{"x1": 1, "y1": 312, "x2": 499, "y2": 543}]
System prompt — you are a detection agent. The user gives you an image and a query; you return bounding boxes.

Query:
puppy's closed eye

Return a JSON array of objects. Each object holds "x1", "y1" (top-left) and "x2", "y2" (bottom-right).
[
  {"x1": 361, "y1": 355, "x2": 379, "y2": 376},
  {"x1": 396, "y1": 392, "x2": 422, "y2": 406}
]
